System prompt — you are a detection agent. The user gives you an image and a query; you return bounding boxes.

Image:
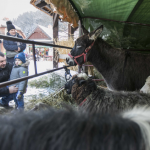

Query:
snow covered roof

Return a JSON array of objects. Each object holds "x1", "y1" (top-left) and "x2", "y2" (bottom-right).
[
  {"x1": 38, "y1": 25, "x2": 53, "y2": 38},
  {"x1": 0, "y1": 20, "x2": 6, "y2": 27},
  {"x1": 26, "y1": 24, "x2": 53, "y2": 40}
]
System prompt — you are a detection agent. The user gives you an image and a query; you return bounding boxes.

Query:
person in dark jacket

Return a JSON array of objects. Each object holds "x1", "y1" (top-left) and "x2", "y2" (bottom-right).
[
  {"x1": 0, "y1": 52, "x2": 18, "y2": 107},
  {"x1": 3, "y1": 21, "x2": 26, "y2": 64},
  {"x1": 0, "y1": 52, "x2": 29, "y2": 111}
]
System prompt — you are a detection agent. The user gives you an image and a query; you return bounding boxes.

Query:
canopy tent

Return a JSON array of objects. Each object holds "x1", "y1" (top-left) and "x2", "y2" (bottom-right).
[
  {"x1": 31, "y1": 0, "x2": 150, "y2": 51},
  {"x1": 70, "y1": 0, "x2": 150, "y2": 51},
  {"x1": 71, "y1": 0, "x2": 150, "y2": 24}
]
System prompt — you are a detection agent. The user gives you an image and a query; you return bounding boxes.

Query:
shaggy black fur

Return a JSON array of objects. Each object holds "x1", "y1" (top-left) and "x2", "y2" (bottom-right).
[
  {"x1": 0, "y1": 107, "x2": 145, "y2": 150},
  {"x1": 81, "y1": 86, "x2": 150, "y2": 113},
  {"x1": 71, "y1": 77, "x2": 97, "y2": 105},
  {"x1": 66, "y1": 25, "x2": 150, "y2": 91},
  {"x1": 66, "y1": 76, "x2": 150, "y2": 113}
]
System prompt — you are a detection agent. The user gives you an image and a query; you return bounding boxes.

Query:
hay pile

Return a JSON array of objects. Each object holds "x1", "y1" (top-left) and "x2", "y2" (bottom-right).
[
  {"x1": 25, "y1": 88, "x2": 76, "y2": 111},
  {"x1": 26, "y1": 73, "x2": 77, "y2": 111},
  {"x1": 28, "y1": 73, "x2": 65, "y2": 90},
  {"x1": 54, "y1": 38, "x2": 74, "y2": 54},
  {"x1": 54, "y1": 38, "x2": 78, "y2": 72},
  {"x1": 45, "y1": 0, "x2": 79, "y2": 28}
]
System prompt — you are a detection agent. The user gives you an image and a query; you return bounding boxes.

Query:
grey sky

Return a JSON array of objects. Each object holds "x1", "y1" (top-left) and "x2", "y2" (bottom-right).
[{"x1": 0, "y1": 0, "x2": 37, "y2": 20}]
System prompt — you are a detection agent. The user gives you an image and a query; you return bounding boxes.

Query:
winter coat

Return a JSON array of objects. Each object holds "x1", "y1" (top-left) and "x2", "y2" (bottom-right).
[
  {"x1": 9, "y1": 60, "x2": 29, "y2": 93},
  {"x1": 3, "y1": 32, "x2": 26, "y2": 58},
  {"x1": 0, "y1": 63, "x2": 13, "y2": 96}
]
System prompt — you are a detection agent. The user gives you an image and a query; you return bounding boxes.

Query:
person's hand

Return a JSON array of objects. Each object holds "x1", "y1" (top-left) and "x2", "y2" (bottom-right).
[
  {"x1": 9, "y1": 86, "x2": 18, "y2": 93},
  {"x1": 16, "y1": 91, "x2": 23, "y2": 100},
  {"x1": 18, "y1": 47, "x2": 21, "y2": 51}
]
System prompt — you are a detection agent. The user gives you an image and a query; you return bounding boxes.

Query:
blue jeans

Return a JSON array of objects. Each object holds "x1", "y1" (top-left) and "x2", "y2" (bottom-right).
[
  {"x1": 0, "y1": 93, "x2": 24, "y2": 109},
  {"x1": 13, "y1": 93, "x2": 24, "y2": 109}
]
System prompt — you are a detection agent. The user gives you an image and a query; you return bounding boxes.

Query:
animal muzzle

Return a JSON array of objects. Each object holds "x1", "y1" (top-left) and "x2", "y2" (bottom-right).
[{"x1": 66, "y1": 57, "x2": 77, "y2": 66}]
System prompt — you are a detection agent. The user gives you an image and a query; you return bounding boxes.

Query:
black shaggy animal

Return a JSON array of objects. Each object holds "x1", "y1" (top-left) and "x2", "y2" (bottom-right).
[
  {"x1": 66, "y1": 25, "x2": 150, "y2": 91},
  {"x1": 65, "y1": 73, "x2": 150, "y2": 113},
  {"x1": 1, "y1": 106, "x2": 150, "y2": 150}
]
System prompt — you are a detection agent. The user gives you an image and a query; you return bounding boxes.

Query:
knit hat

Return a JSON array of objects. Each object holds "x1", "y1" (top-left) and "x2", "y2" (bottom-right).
[
  {"x1": 14, "y1": 52, "x2": 26, "y2": 63},
  {"x1": 6, "y1": 21, "x2": 16, "y2": 32}
]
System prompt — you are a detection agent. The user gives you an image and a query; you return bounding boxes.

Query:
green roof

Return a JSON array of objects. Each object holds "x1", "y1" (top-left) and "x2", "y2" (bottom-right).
[
  {"x1": 70, "y1": 0, "x2": 150, "y2": 51},
  {"x1": 72, "y1": 0, "x2": 150, "y2": 24}
]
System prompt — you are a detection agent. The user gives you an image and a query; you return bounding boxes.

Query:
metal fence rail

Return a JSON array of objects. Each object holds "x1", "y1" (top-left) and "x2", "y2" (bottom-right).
[
  {"x1": 0, "y1": 35, "x2": 72, "y2": 88},
  {"x1": 0, "y1": 66, "x2": 70, "y2": 88},
  {"x1": 0, "y1": 35, "x2": 72, "y2": 49}
]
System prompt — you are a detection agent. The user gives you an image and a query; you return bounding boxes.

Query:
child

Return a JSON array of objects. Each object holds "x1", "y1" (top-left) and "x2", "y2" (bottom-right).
[
  {"x1": 0, "y1": 52, "x2": 29, "y2": 111},
  {"x1": 11, "y1": 52, "x2": 29, "y2": 110}
]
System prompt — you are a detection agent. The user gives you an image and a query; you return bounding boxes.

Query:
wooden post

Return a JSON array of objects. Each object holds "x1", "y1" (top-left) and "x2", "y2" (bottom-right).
[
  {"x1": 53, "y1": 13, "x2": 59, "y2": 68},
  {"x1": 68, "y1": 23, "x2": 78, "y2": 40},
  {"x1": 87, "y1": 62, "x2": 94, "y2": 76},
  {"x1": 68, "y1": 23, "x2": 74, "y2": 40},
  {"x1": 79, "y1": 23, "x2": 93, "y2": 75},
  {"x1": 78, "y1": 21, "x2": 85, "y2": 73}
]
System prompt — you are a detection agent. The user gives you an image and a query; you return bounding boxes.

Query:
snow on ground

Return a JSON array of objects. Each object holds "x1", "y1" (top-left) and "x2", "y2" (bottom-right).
[
  {"x1": 28, "y1": 60, "x2": 77, "y2": 77},
  {"x1": 25, "y1": 60, "x2": 77, "y2": 97}
]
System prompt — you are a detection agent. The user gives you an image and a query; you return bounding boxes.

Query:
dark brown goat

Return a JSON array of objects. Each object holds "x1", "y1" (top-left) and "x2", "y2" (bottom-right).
[
  {"x1": 65, "y1": 74, "x2": 150, "y2": 114},
  {"x1": 66, "y1": 25, "x2": 150, "y2": 91}
]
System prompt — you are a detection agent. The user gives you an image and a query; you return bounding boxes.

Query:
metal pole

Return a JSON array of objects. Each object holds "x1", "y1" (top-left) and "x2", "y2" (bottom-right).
[
  {"x1": 53, "y1": 13, "x2": 59, "y2": 69},
  {"x1": 78, "y1": 21, "x2": 83, "y2": 73},
  {"x1": 0, "y1": 65, "x2": 71, "y2": 88},
  {"x1": 32, "y1": 44, "x2": 37, "y2": 74},
  {"x1": 0, "y1": 34, "x2": 72, "y2": 49}
]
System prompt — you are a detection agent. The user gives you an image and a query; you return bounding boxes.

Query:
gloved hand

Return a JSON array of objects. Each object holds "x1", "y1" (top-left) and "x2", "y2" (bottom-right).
[{"x1": 16, "y1": 91, "x2": 23, "y2": 100}]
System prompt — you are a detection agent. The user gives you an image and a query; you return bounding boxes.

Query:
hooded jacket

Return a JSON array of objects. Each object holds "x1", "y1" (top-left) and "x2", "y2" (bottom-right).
[
  {"x1": 0, "y1": 62, "x2": 13, "y2": 96},
  {"x1": 9, "y1": 60, "x2": 29, "y2": 93},
  {"x1": 3, "y1": 32, "x2": 26, "y2": 58}
]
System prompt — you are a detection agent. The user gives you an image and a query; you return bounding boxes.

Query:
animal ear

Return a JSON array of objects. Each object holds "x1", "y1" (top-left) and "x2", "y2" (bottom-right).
[
  {"x1": 89, "y1": 25, "x2": 103, "y2": 41},
  {"x1": 79, "y1": 80, "x2": 86, "y2": 85},
  {"x1": 82, "y1": 25, "x2": 89, "y2": 35}
]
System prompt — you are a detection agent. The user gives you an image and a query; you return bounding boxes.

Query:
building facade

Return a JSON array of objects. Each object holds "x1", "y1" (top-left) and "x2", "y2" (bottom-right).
[{"x1": 26, "y1": 24, "x2": 53, "y2": 59}]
